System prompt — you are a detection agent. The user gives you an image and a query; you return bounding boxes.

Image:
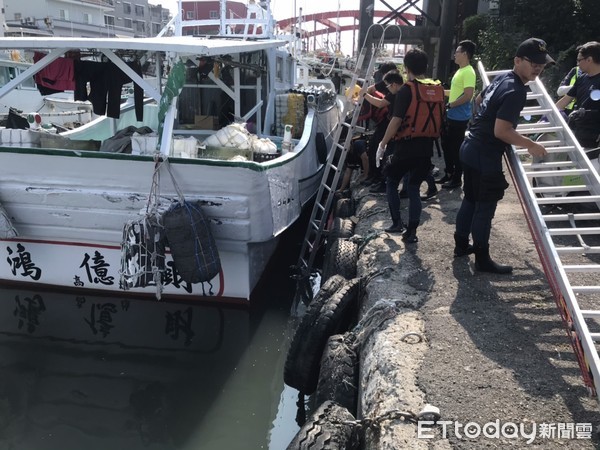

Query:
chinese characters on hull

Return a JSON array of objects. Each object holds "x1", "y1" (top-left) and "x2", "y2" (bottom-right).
[
  {"x1": 3, "y1": 243, "x2": 218, "y2": 296},
  {"x1": 79, "y1": 251, "x2": 115, "y2": 285},
  {"x1": 7, "y1": 243, "x2": 41, "y2": 280}
]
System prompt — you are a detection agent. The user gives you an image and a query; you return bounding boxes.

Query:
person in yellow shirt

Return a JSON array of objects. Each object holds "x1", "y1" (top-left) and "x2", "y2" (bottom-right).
[{"x1": 438, "y1": 40, "x2": 477, "y2": 189}]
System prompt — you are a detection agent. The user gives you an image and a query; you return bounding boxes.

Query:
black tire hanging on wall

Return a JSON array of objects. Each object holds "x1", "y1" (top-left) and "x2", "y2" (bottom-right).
[
  {"x1": 284, "y1": 279, "x2": 360, "y2": 394},
  {"x1": 322, "y1": 238, "x2": 358, "y2": 284},
  {"x1": 330, "y1": 217, "x2": 355, "y2": 241},
  {"x1": 314, "y1": 334, "x2": 358, "y2": 416},
  {"x1": 314, "y1": 274, "x2": 347, "y2": 303},
  {"x1": 325, "y1": 217, "x2": 355, "y2": 256},
  {"x1": 333, "y1": 197, "x2": 355, "y2": 219},
  {"x1": 286, "y1": 401, "x2": 359, "y2": 450}
]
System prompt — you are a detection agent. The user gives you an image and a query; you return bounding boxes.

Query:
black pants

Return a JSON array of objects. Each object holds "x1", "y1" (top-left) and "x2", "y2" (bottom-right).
[
  {"x1": 456, "y1": 137, "x2": 509, "y2": 246},
  {"x1": 441, "y1": 119, "x2": 469, "y2": 178},
  {"x1": 367, "y1": 121, "x2": 389, "y2": 179}
]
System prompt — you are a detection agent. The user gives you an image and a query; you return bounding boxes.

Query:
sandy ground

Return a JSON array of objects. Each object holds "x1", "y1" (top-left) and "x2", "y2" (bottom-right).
[{"x1": 352, "y1": 154, "x2": 600, "y2": 449}]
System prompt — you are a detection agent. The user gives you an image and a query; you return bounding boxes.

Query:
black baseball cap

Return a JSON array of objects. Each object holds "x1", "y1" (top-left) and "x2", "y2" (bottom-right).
[
  {"x1": 516, "y1": 38, "x2": 555, "y2": 65},
  {"x1": 376, "y1": 62, "x2": 397, "y2": 74}
]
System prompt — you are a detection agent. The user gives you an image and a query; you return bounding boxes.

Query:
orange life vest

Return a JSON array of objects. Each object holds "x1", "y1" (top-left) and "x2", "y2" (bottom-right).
[
  {"x1": 358, "y1": 90, "x2": 389, "y2": 124},
  {"x1": 394, "y1": 79, "x2": 445, "y2": 140}
]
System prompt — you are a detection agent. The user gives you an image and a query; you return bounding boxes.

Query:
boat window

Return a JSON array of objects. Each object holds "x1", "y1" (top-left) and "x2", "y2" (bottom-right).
[
  {"x1": 287, "y1": 59, "x2": 294, "y2": 83},
  {"x1": 0, "y1": 67, "x2": 10, "y2": 86},
  {"x1": 276, "y1": 57, "x2": 283, "y2": 81},
  {"x1": 0, "y1": 67, "x2": 34, "y2": 89},
  {"x1": 18, "y1": 70, "x2": 35, "y2": 89}
]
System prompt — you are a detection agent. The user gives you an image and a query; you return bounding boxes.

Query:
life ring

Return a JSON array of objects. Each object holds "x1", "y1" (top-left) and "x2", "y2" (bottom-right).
[
  {"x1": 286, "y1": 401, "x2": 358, "y2": 450},
  {"x1": 322, "y1": 238, "x2": 358, "y2": 283},
  {"x1": 284, "y1": 278, "x2": 361, "y2": 394},
  {"x1": 314, "y1": 334, "x2": 358, "y2": 416}
]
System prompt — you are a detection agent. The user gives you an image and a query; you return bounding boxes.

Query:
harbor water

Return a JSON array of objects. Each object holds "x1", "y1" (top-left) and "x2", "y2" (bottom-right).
[{"x1": 0, "y1": 222, "x2": 308, "y2": 450}]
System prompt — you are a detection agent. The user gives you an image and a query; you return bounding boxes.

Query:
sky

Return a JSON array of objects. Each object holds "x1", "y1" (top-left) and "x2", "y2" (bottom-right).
[{"x1": 149, "y1": 0, "x2": 370, "y2": 55}]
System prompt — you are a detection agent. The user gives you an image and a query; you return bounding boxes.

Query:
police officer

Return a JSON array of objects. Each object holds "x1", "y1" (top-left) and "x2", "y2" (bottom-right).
[{"x1": 453, "y1": 38, "x2": 550, "y2": 273}]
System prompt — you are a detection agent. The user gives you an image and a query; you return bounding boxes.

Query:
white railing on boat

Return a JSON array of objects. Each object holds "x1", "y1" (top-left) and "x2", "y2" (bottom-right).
[{"x1": 173, "y1": 0, "x2": 275, "y2": 40}]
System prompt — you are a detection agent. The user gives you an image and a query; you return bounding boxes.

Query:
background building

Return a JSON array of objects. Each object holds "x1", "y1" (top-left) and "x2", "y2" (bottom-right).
[{"x1": 1, "y1": 0, "x2": 170, "y2": 37}]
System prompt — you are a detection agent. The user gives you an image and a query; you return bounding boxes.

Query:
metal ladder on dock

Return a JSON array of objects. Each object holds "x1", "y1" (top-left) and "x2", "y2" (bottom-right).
[
  {"x1": 295, "y1": 24, "x2": 401, "y2": 278},
  {"x1": 478, "y1": 61, "x2": 600, "y2": 396}
]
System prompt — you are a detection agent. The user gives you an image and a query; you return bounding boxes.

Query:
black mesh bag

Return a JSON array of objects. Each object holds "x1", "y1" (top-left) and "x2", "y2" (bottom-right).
[{"x1": 163, "y1": 201, "x2": 221, "y2": 283}]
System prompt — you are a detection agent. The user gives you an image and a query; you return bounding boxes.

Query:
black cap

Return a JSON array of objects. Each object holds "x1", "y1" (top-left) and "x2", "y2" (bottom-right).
[
  {"x1": 516, "y1": 38, "x2": 555, "y2": 65},
  {"x1": 376, "y1": 62, "x2": 397, "y2": 74}
]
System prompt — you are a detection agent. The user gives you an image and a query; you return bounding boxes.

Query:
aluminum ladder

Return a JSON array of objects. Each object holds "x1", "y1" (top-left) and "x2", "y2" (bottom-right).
[
  {"x1": 478, "y1": 61, "x2": 600, "y2": 396},
  {"x1": 295, "y1": 24, "x2": 401, "y2": 278}
]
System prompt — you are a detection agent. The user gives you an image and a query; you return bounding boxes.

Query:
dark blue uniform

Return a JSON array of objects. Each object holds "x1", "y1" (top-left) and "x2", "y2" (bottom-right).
[
  {"x1": 456, "y1": 70, "x2": 527, "y2": 248},
  {"x1": 566, "y1": 72, "x2": 600, "y2": 148}
]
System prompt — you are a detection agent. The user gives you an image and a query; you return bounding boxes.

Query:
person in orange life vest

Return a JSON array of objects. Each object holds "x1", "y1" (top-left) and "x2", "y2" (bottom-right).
[
  {"x1": 376, "y1": 48, "x2": 443, "y2": 242},
  {"x1": 454, "y1": 38, "x2": 550, "y2": 273},
  {"x1": 337, "y1": 136, "x2": 369, "y2": 192},
  {"x1": 373, "y1": 61, "x2": 398, "y2": 84},
  {"x1": 438, "y1": 40, "x2": 477, "y2": 189},
  {"x1": 363, "y1": 64, "x2": 399, "y2": 191}
]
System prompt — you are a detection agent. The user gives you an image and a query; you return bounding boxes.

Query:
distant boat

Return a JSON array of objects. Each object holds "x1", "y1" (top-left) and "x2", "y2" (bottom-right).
[
  {"x1": 0, "y1": 52, "x2": 93, "y2": 128},
  {"x1": 0, "y1": 0, "x2": 344, "y2": 304}
]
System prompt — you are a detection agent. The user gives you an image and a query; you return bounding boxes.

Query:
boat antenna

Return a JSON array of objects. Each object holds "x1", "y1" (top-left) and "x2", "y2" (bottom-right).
[
  {"x1": 292, "y1": 0, "x2": 297, "y2": 58},
  {"x1": 336, "y1": 0, "x2": 341, "y2": 54}
]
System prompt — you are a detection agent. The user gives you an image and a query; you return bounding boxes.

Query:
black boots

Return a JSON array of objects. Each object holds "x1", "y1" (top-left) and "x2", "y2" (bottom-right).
[
  {"x1": 420, "y1": 185, "x2": 438, "y2": 200},
  {"x1": 402, "y1": 222, "x2": 419, "y2": 243},
  {"x1": 435, "y1": 173, "x2": 452, "y2": 184},
  {"x1": 442, "y1": 176, "x2": 462, "y2": 189},
  {"x1": 385, "y1": 221, "x2": 406, "y2": 233},
  {"x1": 474, "y1": 244, "x2": 513, "y2": 274},
  {"x1": 453, "y1": 233, "x2": 474, "y2": 257}
]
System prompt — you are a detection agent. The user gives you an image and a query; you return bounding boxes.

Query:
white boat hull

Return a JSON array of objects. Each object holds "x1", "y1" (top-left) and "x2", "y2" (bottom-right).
[{"x1": 0, "y1": 102, "x2": 341, "y2": 302}]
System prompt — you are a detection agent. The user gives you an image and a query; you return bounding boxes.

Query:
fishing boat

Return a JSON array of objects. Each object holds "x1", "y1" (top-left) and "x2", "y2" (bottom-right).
[{"x1": 0, "y1": 0, "x2": 344, "y2": 303}]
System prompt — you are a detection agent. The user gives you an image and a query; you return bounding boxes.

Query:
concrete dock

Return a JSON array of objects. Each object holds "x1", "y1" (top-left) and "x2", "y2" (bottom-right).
[{"x1": 352, "y1": 156, "x2": 600, "y2": 449}]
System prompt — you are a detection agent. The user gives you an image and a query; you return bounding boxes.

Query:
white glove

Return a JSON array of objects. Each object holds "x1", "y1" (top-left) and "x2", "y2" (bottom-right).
[{"x1": 376, "y1": 143, "x2": 386, "y2": 168}]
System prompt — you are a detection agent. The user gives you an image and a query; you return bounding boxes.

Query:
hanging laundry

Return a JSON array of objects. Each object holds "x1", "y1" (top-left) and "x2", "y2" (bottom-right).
[
  {"x1": 33, "y1": 51, "x2": 76, "y2": 95},
  {"x1": 74, "y1": 60, "x2": 144, "y2": 121}
]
